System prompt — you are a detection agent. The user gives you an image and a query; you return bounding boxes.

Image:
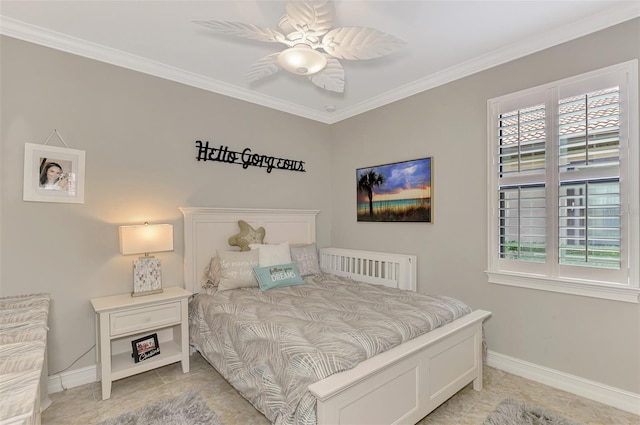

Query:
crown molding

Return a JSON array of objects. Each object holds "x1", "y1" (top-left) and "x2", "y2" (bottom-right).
[
  {"x1": 0, "y1": 16, "x2": 332, "y2": 123},
  {"x1": 2, "y1": 3, "x2": 638, "y2": 125},
  {"x1": 326, "y1": 3, "x2": 640, "y2": 124}
]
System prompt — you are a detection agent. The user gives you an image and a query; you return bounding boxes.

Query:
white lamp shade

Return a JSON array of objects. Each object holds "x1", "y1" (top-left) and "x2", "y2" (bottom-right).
[{"x1": 119, "y1": 224, "x2": 173, "y2": 255}]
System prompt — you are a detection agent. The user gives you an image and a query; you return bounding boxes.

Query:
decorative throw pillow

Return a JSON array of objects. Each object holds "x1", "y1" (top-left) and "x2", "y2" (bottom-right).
[
  {"x1": 249, "y1": 242, "x2": 291, "y2": 267},
  {"x1": 217, "y1": 249, "x2": 259, "y2": 291},
  {"x1": 253, "y1": 263, "x2": 304, "y2": 291},
  {"x1": 201, "y1": 256, "x2": 222, "y2": 288},
  {"x1": 228, "y1": 220, "x2": 266, "y2": 251},
  {"x1": 290, "y1": 243, "x2": 322, "y2": 276},
  {"x1": 201, "y1": 285, "x2": 218, "y2": 296}
]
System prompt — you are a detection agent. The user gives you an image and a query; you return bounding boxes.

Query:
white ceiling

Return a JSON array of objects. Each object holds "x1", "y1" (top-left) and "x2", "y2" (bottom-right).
[{"x1": 1, "y1": 1, "x2": 638, "y2": 123}]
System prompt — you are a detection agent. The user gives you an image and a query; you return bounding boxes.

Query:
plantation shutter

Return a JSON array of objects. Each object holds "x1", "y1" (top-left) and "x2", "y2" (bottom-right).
[
  {"x1": 557, "y1": 87, "x2": 621, "y2": 269},
  {"x1": 497, "y1": 103, "x2": 547, "y2": 262},
  {"x1": 488, "y1": 61, "x2": 637, "y2": 297}
]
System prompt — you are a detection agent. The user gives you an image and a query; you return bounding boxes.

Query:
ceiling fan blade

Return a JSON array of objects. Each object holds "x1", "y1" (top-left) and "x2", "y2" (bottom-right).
[
  {"x1": 309, "y1": 58, "x2": 344, "y2": 93},
  {"x1": 321, "y1": 27, "x2": 406, "y2": 60},
  {"x1": 284, "y1": 0, "x2": 334, "y2": 36},
  {"x1": 246, "y1": 53, "x2": 281, "y2": 84},
  {"x1": 193, "y1": 20, "x2": 285, "y2": 43},
  {"x1": 278, "y1": 14, "x2": 295, "y2": 35}
]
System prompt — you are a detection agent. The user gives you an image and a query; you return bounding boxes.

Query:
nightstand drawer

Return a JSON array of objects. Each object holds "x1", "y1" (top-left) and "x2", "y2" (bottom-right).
[{"x1": 110, "y1": 302, "x2": 181, "y2": 337}]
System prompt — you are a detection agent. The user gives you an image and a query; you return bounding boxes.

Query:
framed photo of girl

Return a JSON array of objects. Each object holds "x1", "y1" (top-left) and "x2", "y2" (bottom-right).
[{"x1": 23, "y1": 143, "x2": 86, "y2": 203}]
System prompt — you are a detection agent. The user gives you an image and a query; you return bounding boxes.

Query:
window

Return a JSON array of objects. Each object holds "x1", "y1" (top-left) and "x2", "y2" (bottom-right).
[{"x1": 487, "y1": 61, "x2": 639, "y2": 303}]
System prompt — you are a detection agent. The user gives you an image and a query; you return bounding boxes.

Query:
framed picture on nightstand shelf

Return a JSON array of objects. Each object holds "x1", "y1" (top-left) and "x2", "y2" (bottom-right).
[{"x1": 131, "y1": 333, "x2": 160, "y2": 363}]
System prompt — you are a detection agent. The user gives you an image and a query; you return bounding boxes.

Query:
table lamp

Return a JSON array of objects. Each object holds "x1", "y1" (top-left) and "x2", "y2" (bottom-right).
[{"x1": 119, "y1": 222, "x2": 173, "y2": 297}]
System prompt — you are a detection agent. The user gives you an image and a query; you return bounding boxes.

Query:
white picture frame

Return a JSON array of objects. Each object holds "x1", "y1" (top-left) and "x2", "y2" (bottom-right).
[{"x1": 23, "y1": 143, "x2": 86, "y2": 203}]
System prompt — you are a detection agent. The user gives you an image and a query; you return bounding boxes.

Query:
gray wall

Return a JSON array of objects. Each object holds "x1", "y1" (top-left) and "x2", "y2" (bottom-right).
[
  {"x1": 329, "y1": 18, "x2": 640, "y2": 393},
  {"x1": 0, "y1": 36, "x2": 332, "y2": 374}
]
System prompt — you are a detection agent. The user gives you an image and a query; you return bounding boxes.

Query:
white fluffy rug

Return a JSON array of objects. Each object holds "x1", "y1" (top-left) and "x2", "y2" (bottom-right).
[
  {"x1": 97, "y1": 391, "x2": 224, "y2": 425},
  {"x1": 483, "y1": 398, "x2": 584, "y2": 425}
]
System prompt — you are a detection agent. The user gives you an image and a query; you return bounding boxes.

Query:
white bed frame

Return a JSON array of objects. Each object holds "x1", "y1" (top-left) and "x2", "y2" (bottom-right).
[
  {"x1": 180, "y1": 207, "x2": 491, "y2": 425},
  {"x1": 319, "y1": 247, "x2": 417, "y2": 292}
]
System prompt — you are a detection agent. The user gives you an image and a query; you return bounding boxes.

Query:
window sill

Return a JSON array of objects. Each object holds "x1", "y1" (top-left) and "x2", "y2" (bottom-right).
[{"x1": 486, "y1": 271, "x2": 640, "y2": 303}]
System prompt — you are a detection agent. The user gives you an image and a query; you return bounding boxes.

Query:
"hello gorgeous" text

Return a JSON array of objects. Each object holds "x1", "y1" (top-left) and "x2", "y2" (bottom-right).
[{"x1": 195, "y1": 141, "x2": 306, "y2": 173}]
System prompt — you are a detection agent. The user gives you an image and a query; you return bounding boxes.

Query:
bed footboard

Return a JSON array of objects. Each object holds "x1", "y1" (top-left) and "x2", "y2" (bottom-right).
[
  {"x1": 308, "y1": 309, "x2": 491, "y2": 425},
  {"x1": 319, "y1": 248, "x2": 417, "y2": 292}
]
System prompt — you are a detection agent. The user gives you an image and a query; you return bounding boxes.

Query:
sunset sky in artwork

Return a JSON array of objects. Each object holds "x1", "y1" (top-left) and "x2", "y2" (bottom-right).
[{"x1": 357, "y1": 158, "x2": 431, "y2": 203}]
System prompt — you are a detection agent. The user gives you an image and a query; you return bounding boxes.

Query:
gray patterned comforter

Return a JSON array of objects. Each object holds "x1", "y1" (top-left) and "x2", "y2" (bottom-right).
[{"x1": 189, "y1": 273, "x2": 471, "y2": 425}]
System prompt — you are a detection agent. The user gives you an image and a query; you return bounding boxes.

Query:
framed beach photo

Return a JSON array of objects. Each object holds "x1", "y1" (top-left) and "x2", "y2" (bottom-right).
[
  {"x1": 23, "y1": 143, "x2": 86, "y2": 203},
  {"x1": 357, "y1": 157, "x2": 432, "y2": 223}
]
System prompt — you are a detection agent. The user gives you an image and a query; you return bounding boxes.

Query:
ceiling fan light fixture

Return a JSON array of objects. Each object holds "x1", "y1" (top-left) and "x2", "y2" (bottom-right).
[
  {"x1": 278, "y1": 45, "x2": 327, "y2": 76},
  {"x1": 195, "y1": 0, "x2": 406, "y2": 92}
]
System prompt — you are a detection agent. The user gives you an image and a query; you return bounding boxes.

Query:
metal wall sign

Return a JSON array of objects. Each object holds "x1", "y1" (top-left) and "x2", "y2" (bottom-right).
[{"x1": 195, "y1": 140, "x2": 306, "y2": 173}]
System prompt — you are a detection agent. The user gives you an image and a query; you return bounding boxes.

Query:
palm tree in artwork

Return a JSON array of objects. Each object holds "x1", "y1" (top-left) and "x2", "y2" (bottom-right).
[{"x1": 358, "y1": 169, "x2": 386, "y2": 218}]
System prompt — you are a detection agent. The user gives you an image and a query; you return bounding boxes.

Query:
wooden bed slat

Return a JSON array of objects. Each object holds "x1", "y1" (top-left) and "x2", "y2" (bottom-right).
[{"x1": 320, "y1": 247, "x2": 417, "y2": 291}]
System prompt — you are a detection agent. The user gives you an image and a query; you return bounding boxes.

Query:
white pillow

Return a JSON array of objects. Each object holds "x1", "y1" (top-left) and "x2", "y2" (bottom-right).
[{"x1": 249, "y1": 242, "x2": 292, "y2": 267}]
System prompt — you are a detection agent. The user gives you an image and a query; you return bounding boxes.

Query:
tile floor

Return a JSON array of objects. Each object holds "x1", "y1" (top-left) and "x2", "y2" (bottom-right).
[{"x1": 41, "y1": 353, "x2": 638, "y2": 425}]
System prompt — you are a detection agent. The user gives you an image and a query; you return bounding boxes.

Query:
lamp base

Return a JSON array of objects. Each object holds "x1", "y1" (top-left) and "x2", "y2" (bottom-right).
[
  {"x1": 131, "y1": 256, "x2": 163, "y2": 297},
  {"x1": 131, "y1": 288, "x2": 164, "y2": 297}
]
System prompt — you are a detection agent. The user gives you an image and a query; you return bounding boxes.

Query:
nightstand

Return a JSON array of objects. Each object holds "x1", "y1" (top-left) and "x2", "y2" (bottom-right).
[{"x1": 90, "y1": 286, "x2": 191, "y2": 400}]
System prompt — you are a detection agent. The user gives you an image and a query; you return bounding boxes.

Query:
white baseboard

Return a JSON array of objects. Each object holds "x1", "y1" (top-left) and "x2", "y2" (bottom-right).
[
  {"x1": 487, "y1": 350, "x2": 640, "y2": 416},
  {"x1": 48, "y1": 364, "x2": 97, "y2": 394},
  {"x1": 49, "y1": 354, "x2": 640, "y2": 416}
]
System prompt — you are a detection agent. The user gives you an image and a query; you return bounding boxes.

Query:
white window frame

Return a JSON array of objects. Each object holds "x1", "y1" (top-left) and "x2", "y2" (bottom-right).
[{"x1": 486, "y1": 60, "x2": 639, "y2": 303}]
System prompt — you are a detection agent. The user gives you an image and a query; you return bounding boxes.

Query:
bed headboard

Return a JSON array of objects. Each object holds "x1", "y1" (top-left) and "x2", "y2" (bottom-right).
[{"x1": 179, "y1": 207, "x2": 320, "y2": 294}]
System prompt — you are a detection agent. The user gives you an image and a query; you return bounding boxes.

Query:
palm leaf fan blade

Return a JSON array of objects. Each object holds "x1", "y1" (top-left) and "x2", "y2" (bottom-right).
[
  {"x1": 285, "y1": 0, "x2": 335, "y2": 35},
  {"x1": 322, "y1": 27, "x2": 406, "y2": 60},
  {"x1": 246, "y1": 53, "x2": 281, "y2": 84},
  {"x1": 309, "y1": 58, "x2": 344, "y2": 93},
  {"x1": 192, "y1": 20, "x2": 285, "y2": 43}
]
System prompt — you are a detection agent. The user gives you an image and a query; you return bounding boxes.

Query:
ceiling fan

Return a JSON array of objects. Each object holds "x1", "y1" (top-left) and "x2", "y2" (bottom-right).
[{"x1": 193, "y1": 0, "x2": 406, "y2": 93}]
